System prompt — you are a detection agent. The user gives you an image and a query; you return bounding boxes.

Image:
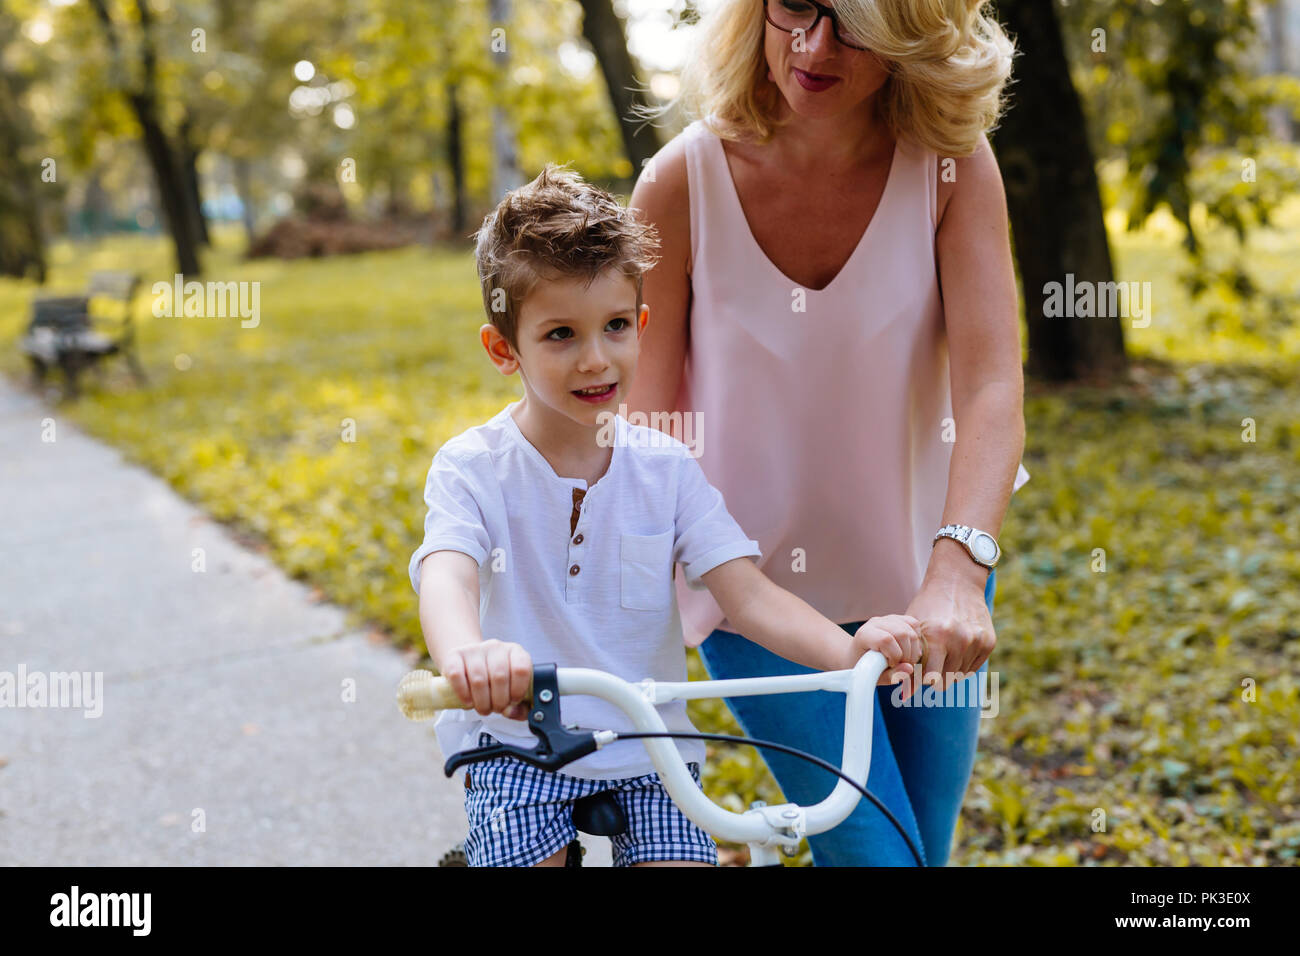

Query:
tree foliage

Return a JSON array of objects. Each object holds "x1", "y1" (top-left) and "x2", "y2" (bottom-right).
[{"x1": 1056, "y1": 0, "x2": 1300, "y2": 339}]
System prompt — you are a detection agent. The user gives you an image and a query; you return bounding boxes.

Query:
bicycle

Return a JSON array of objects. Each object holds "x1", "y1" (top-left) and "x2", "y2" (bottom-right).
[{"x1": 396, "y1": 650, "x2": 926, "y2": 867}]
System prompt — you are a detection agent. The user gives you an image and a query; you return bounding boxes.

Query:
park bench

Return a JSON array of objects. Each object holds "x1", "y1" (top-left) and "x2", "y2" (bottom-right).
[{"x1": 20, "y1": 270, "x2": 148, "y2": 398}]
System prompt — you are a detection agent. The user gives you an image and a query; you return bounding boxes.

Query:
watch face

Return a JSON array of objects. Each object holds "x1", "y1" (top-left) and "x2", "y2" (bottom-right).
[{"x1": 971, "y1": 533, "x2": 997, "y2": 562}]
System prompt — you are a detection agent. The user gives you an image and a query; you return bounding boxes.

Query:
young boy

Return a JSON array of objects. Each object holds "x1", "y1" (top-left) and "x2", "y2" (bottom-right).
[{"x1": 409, "y1": 164, "x2": 923, "y2": 867}]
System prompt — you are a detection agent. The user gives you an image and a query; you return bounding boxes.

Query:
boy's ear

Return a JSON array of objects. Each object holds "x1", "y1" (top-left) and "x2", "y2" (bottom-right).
[
  {"x1": 636, "y1": 304, "x2": 649, "y2": 337},
  {"x1": 481, "y1": 324, "x2": 520, "y2": 374}
]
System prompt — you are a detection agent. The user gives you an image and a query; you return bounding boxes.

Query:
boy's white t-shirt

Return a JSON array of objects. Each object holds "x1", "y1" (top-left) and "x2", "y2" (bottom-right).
[{"x1": 408, "y1": 400, "x2": 762, "y2": 780}]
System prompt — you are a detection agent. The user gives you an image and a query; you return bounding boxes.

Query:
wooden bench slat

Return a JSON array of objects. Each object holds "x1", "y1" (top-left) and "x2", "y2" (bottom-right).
[{"x1": 85, "y1": 271, "x2": 140, "y2": 301}]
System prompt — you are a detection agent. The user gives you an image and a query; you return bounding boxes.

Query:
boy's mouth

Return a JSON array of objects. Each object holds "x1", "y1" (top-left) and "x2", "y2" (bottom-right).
[{"x1": 571, "y1": 382, "x2": 617, "y2": 403}]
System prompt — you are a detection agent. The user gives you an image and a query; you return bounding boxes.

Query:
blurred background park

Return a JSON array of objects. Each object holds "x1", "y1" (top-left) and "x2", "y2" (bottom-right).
[{"x1": 1, "y1": 0, "x2": 1298, "y2": 866}]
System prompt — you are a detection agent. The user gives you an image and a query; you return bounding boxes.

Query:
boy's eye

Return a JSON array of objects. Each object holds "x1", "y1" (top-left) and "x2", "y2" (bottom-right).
[{"x1": 545, "y1": 319, "x2": 630, "y2": 341}]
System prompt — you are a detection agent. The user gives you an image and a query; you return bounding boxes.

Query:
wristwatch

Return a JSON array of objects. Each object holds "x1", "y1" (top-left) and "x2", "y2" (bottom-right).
[{"x1": 933, "y1": 524, "x2": 1001, "y2": 569}]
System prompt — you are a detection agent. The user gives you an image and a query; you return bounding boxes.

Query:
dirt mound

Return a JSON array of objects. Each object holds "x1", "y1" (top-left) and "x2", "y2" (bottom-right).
[{"x1": 247, "y1": 183, "x2": 423, "y2": 259}]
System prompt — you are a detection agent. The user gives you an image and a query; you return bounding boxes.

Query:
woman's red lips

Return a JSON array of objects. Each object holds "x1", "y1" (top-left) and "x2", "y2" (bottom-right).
[
  {"x1": 795, "y1": 67, "x2": 837, "y2": 80},
  {"x1": 793, "y1": 67, "x2": 841, "y2": 91}
]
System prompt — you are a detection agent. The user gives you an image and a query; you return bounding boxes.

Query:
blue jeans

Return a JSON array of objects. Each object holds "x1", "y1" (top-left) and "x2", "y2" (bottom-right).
[{"x1": 698, "y1": 568, "x2": 996, "y2": 866}]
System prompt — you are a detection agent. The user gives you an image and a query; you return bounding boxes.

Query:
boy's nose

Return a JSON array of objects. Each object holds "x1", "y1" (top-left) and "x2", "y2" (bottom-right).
[{"x1": 576, "y1": 339, "x2": 610, "y2": 371}]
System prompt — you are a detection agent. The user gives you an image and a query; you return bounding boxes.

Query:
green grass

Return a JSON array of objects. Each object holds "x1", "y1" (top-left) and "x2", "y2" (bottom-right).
[
  {"x1": 2, "y1": 214, "x2": 1297, "y2": 866},
  {"x1": 1108, "y1": 201, "x2": 1300, "y2": 365}
]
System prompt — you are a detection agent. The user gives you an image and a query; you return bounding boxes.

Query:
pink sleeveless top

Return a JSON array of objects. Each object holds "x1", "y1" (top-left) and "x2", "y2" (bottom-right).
[{"x1": 670, "y1": 116, "x2": 1030, "y2": 647}]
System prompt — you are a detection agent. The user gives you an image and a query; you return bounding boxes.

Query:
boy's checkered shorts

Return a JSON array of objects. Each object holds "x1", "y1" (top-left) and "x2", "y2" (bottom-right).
[{"x1": 462, "y1": 733, "x2": 718, "y2": 867}]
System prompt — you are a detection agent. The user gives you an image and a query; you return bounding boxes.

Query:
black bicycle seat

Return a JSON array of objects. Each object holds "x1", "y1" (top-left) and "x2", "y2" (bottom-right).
[
  {"x1": 572, "y1": 791, "x2": 628, "y2": 836},
  {"x1": 443, "y1": 663, "x2": 600, "y2": 776}
]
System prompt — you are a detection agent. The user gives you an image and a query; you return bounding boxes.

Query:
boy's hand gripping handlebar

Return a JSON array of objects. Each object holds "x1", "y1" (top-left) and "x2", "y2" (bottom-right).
[{"x1": 399, "y1": 663, "x2": 599, "y2": 774}]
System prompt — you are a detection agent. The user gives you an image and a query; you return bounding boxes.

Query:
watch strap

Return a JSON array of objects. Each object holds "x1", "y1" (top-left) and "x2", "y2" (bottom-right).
[{"x1": 933, "y1": 524, "x2": 1000, "y2": 569}]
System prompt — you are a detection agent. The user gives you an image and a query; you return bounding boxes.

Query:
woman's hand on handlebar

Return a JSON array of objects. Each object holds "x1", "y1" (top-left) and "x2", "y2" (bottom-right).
[
  {"x1": 848, "y1": 614, "x2": 923, "y2": 687},
  {"x1": 439, "y1": 639, "x2": 532, "y2": 720},
  {"x1": 904, "y1": 564, "x2": 996, "y2": 694}
]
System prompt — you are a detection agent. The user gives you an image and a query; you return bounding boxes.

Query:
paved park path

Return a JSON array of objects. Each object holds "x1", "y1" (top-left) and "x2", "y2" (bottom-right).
[{"x1": 0, "y1": 378, "x2": 611, "y2": 865}]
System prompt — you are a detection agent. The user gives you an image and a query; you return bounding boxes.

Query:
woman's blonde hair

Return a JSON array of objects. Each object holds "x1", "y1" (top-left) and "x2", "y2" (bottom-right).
[{"x1": 635, "y1": 0, "x2": 1015, "y2": 157}]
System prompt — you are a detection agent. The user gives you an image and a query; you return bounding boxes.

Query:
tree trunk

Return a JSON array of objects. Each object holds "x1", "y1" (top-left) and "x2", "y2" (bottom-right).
[
  {"x1": 83, "y1": 171, "x2": 111, "y2": 238},
  {"x1": 578, "y1": 0, "x2": 662, "y2": 178},
  {"x1": 487, "y1": 0, "x2": 524, "y2": 200},
  {"x1": 90, "y1": 0, "x2": 202, "y2": 276},
  {"x1": 0, "y1": 36, "x2": 47, "y2": 282},
  {"x1": 234, "y1": 156, "x2": 256, "y2": 250},
  {"x1": 132, "y1": 95, "x2": 202, "y2": 276},
  {"x1": 446, "y1": 77, "x2": 467, "y2": 236},
  {"x1": 993, "y1": 0, "x2": 1126, "y2": 382},
  {"x1": 179, "y1": 115, "x2": 211, "y2": 246},
  {"x1": 1266, "y1": 0, "x2": 1297, "y2": 142},
  {"x1": 386, "y1": 168, "x2": 406, "y2": 217}
]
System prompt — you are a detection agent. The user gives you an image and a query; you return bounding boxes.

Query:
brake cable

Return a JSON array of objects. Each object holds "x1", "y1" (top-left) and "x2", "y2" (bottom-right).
[{"x1": 600, "y1": 730, "x2": 927, "y2": 867}]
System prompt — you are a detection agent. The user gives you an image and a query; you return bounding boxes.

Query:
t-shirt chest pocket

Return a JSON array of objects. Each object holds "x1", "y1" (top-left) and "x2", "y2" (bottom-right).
[{"x1": 619, "y1": 530, "x2": 675, "y2": 611}]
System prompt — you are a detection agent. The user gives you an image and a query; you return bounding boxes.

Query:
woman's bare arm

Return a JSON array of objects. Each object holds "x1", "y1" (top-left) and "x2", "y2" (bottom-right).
[
  {"x1": 929, "y1": 133, "x2": 1026, "y2": 586},
  {"x1": 624, "y1": 135, "x2": 693, "y2": 432}
]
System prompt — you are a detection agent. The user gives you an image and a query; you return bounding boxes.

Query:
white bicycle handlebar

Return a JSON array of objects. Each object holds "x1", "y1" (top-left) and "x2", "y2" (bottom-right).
[{"x1": 398, "y1": 651, "x2": 888, "y2": 852}]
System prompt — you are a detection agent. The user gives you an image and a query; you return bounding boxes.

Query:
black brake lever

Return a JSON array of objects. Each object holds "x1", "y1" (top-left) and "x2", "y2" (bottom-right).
[{"x1": 442, "y1": 663, "x2": 600, "y2": 776}]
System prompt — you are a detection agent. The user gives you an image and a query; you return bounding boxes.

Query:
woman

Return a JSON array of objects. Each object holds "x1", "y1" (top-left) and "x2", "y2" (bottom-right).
[{"x1": 625, "y1": 0, "x2": 1030, "y2": 865}]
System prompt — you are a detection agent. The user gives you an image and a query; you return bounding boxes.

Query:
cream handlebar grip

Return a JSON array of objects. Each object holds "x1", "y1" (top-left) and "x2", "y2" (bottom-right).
[{"x1": 396, "y1": 669, "x2": 533, "y2": 721}]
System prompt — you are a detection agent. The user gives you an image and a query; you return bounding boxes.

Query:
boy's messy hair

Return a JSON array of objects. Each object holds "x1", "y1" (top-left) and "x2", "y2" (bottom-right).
[{"x1": 473, "y1": 163, "x2": 662, "y2": 353}]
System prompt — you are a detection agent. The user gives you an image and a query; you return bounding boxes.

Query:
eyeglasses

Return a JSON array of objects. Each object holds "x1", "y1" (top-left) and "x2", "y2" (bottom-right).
[{"x1": 763, "y1": 0, "x2": 871, "y2": 52}]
